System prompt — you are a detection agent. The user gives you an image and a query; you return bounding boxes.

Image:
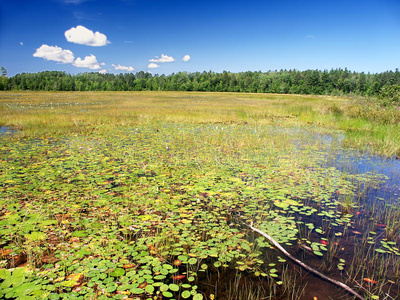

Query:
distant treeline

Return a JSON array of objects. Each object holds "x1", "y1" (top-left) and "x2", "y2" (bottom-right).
[{"x1": 1, "y1": 68, "x2": 400, "y2": 97}]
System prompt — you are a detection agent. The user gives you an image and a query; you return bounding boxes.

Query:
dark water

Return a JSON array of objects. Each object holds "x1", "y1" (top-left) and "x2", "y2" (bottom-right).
[
  {"x1": 284, "y1": 129, "x2": 400, "y2": 299},
  {"x1": 328, "y1": 147, "x2": 400, "y2": 207},
  {"x1": 292, "y1": 128, "x2": 400, "y2": 205}
]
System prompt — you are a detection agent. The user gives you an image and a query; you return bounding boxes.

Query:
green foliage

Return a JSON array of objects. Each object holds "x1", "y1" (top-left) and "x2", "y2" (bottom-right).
[
  {"x1": 379, "y1": 84, "x2": 400, "y2": 106},
  {"x1": 1, "y1": 66, "x2": 7, "y2": 77},
  {"x1": 3, "y1": 68, "x2": 400, "y2": 97},
  {"x1": 0, "y1": 267, "x2": 44, "y2": 299}
]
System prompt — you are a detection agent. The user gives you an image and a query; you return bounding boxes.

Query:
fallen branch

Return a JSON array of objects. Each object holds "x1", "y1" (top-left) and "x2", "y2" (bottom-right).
[
  {"x1": 247, "y1": 222, "x2": 365, "y2": 300},
  {"x1": 345, "y1": 271, "x2": 373, "y2": 296}
]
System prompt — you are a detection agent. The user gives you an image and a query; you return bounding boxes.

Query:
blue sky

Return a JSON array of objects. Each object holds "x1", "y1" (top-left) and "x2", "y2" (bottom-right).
[{"x1": 0, "y1": 0, "x2": 399, "y2": 76}]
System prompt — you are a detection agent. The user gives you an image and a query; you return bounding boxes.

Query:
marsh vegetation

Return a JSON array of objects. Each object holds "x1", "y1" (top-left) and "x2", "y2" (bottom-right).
[{"x1": 0, "y1": 91, "x2": 400, "y2": 299}]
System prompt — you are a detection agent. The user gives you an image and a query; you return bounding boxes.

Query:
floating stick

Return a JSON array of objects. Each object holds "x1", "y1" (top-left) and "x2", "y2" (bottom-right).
[{"x1": 247, "y1": 222, "x2": 365, "y2": 300}]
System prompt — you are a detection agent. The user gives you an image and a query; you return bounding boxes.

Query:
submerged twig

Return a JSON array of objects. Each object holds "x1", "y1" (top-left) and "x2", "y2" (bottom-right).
[{"x1": 247, "y1": 221, "x2": 365, "y2": 300}]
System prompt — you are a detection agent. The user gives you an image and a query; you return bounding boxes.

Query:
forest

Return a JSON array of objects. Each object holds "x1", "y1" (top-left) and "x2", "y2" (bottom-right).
[{"x1": 1, "y1": 68, "x2": 400, "y2": 100}]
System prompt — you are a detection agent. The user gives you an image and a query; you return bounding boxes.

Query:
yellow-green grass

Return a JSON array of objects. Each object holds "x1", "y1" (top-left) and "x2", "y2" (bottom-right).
[{"x1": 1, "y1": 91, "x2": 399, "y2": 156}]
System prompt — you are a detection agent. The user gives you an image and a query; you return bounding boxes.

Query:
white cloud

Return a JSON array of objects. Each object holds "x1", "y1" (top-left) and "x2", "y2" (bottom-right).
[
  {"x1": 99, "y1": 69, "x2": 107, "y2": 74},
  {"x1": 33, "y1": 44, "x2": 105, "y2": 70},
  {"x1": 112, "y1": 64, "x2": 135, "y2": 72},
  {"x1": 148, "y1": 63, "x2": 160, "y2": 68},
  {"x1": 149, "y1": 54, "x2": 175, "y2": 63},
  {"x1": 124, "y1": 40, "x2": 133, "y2": 44},
  {"x1": 20, "y1": 42, "x2": 23, "y2": 46},
  {"x1": 65, "y1": 25, "x2": 109, "y2": 46},
  {"x1": 182, "y1": 54, "x2": 191, "y2": 62},
  {"x1": 33, "y1": 44, "x2": 75, "y2": 64},
  {"x1": 73, "y1": 54, "x2": 101, "y2": 69}
]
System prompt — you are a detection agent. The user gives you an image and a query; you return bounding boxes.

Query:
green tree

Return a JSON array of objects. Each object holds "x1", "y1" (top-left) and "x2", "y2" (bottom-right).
[{"x1": 1, "y1": 67, "x2": 7, "y2": 77}]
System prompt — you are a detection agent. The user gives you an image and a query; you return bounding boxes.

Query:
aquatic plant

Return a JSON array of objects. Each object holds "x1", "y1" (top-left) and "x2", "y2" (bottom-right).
[{"x1": 0, "y1": 91, "x2": 399, "y2": 299}]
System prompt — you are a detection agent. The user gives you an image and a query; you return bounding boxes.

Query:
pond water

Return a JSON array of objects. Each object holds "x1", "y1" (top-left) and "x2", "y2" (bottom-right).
[
  {"x1": 284, "y1": 129, "x2": 400, "y2": 299},
  {"x1": 234, "y1": 126, "x2": 400, "y2": 299},
  {"x1": 0, "y1": 126, "x2": 14, "y2": 136},
  {"x1": 332, "y1": 150, "x2": 400, "y2": 210},
  {"x1": 293, "y1": 128, "x2": 400, "y2": 205}
]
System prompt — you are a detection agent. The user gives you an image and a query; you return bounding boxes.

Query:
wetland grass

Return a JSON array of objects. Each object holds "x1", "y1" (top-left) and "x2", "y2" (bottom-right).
[
  {"x1": 1, "y1": 91, "x2": 400, "y2": 157},
  {"x1": 0, "y1": 91, "x2": 400, "y2": 299}
]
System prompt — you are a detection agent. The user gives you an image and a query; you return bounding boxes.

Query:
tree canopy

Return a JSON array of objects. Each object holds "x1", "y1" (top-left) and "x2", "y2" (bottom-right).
[{"x1": 2, "y1": 68, "x2": 400, "y2": 101}]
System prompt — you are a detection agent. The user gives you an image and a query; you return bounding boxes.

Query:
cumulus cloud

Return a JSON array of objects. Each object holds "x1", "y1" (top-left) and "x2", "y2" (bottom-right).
[
  {"x1": 33, "y1": 44, "x2": 104, "y2": 70},
  {"x1": 148, "y1": 63, "x2": 160, "y2": 68},
  {"x1": 182, "y1": 55, "x2": 190, "y2": 62},
  {"x1": 65, "y1": 25, "x2": 109, "y2": 46},
  {"x1": 112, "y1": 64, "x2": 135, "y2": 72},
  {"x1": 99, "y1": 69, "x2": 107, "y2": 74},
  {"x1": 33, "y1": 44, "x2": 75, "y2": 64},
  {"x1": 73, "y1": 54, "x2": 102, "y2": 69},
  {"x1": 20, "y1": 42, "x2": 24, "y2": 46},
  {"x1": 149, "y1": 54, "x2": 175, "y2": 63}
]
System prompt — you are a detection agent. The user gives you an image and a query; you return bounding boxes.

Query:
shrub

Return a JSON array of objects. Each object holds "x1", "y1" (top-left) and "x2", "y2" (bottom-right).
[{"x1": 379, "y1": 85, "x2": 400, "y2": 106}]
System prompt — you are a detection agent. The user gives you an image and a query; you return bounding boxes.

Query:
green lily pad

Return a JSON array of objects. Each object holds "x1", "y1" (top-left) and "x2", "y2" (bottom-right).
[
  {"x1": 163, "y1": 291, "x2": 173, "y2": 298},
  {"x1": 145, "y1": 284, "x2": 155, "y2": 294},
  {"x1": 130, "y1": 288, "x2": 145, "y2": 294},
  {"x1": 169, "y1": 283, "x2": 179, "y2": 292},
  {"x1": 182, "y1": 290, "x2": 191, "y2": 298},
  {"x1": 110, "y1": 268, "x2": 125, "y2": 277},
  {"x1": 0, "y1": 269, "x2": 11, "y2": 279}
]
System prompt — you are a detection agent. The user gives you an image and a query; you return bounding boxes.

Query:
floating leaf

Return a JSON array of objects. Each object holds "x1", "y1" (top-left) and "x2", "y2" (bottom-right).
[
  {"x1": 110, "y1": 268, "x2": 125, "y2": 277},
  {"x1": 61, "y1": 280, "x2": 76, "y2": 288},
  {"x1": 182, "y1": 290, "x2": 191, "y2": 298},
  {"x1": 0, "y1": 269, "x2": 11, "y2": 279},
  {"x1": 363, "y1": 278, "x2": 377, "y2": 284},
  {"x1": 160, "y1": 284, "x2": 169, "y2": 292},
  {"x1": 375, "y1": 249, "x2": 387, "y2": 254},
  {"x1": 238, "y1": 265, "x2": 247, "y2": 271},
  {"x1": 193, "y1": 294, "x2": 204, "y2": 300},
  {"x1": 72, "y1": 230, "x2": 87, "y2": 237},
  {"x1": 314, "y1": 251, "x2": 323, "y2": 256},
  {"x1": 145, "y1": 284, "x2": 155, "y2": 294},
  {"x1": 106, "y1": 285, "x2": 117, "y2": 293},
  {"x1": 169, "y1": 283, "x2": 179, "y2": 292},
  {"x1": 122, "y1": 263, "x2": 135, "y2": 269},
  {"x1": 130, "y1": 288, "x2": 145, "y2": 294},
  {"x1": 25, "y1": 231, "x2": 47, "y2": 241},
  {"x1": 138, "y1": 282, "x2": 148, "y2": 289},
  {"x1": 269, "y1": 268, "x2": 278, "y2": 273},
  {"x1": 163, "y1": 291, "x2": 173, "y2": 298},
  {"x1": 173, "y1": 259, "x2": 182, "y2": 266}
]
